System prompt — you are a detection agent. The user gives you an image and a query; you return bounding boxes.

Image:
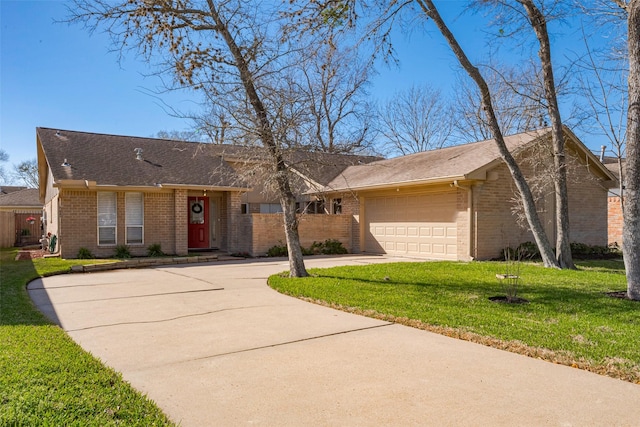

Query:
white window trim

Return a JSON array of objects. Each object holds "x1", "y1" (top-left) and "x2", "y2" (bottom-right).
[
  {"x1": 97, "y1": 192, "x2": 117, "y2": 246},
  {"x1": 125, "y1": 192, "x2": 144, "y2": 245}
]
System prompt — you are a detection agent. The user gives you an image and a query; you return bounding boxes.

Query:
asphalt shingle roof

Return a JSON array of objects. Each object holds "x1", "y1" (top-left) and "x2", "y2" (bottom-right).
[
  {"x1": 325, "y1": 128, "x2": 553, "y2": 191},
  {"x1": 37, "y1": 128, "x2": 380, "y2": 189},
  {"x1": 38, "y1": 128, "x2": 248, "y2": 189},
  {"x1": 0, "y1": 188, "x2": 41, "y2": 207}
]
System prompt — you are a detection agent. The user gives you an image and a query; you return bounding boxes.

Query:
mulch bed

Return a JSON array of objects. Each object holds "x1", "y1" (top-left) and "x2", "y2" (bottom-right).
[
  {"x1": 15, "y1": 249, "x2": 48, "y2": 261},
  {"x1": 488, "y1": 296, "x2": 529, "y2": 304},
  {"x1": 606, "y1": 291, "x2": 639, "y2": 301}
]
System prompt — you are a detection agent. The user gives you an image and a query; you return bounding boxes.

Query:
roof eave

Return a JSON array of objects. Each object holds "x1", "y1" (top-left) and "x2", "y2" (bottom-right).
[
  {"x1": 319, "y1": 175, "x2": 471, "y2": 193},
  {"x1": 53, "y1": 180, "x2": 250, "y2": 192}
]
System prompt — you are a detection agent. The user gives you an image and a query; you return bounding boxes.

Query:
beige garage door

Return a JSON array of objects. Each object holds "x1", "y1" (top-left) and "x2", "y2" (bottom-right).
[{"x1": 364, "y1": 191, "x2": 458, "y2": 259}]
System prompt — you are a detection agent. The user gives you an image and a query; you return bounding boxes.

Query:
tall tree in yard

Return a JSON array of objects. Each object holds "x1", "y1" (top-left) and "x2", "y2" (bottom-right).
[
  {"x1": 69, "y1": 0, "x2": 314, "y2": 276},
  {"x1": 517, "y1": 0, "x2": 574, "y2": 268},
  {"x1": 622, "y1": 0, "x2": 640, "y2": 299}
]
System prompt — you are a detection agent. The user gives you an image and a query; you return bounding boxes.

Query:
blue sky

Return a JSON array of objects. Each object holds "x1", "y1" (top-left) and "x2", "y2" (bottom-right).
[{"x1": 1, "y1": 1, "x2": 606, "y2": 168}]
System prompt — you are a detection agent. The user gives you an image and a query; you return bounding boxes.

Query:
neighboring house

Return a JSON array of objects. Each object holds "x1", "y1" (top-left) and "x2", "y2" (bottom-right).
[
  {"x1": 602, "y1": 156, "x2": 625, "y2": 246},
  {"x1": 37, "y1": 126, "x2": 615, "y2": 260},
  {"x1": 36, "y1": 127, "x2": 378, "y2": 258},
  {"x1": 319, "y1": 127, "x2": 617, "y2": 260},
  {"x1": 0, "y1": 187, "x2": 43, "y2": 247}
]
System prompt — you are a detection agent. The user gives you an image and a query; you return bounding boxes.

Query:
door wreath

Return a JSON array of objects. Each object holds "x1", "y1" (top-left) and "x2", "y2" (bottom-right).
[{"x1": 191, "y1": 203, "x2": 203, "y2": 214}]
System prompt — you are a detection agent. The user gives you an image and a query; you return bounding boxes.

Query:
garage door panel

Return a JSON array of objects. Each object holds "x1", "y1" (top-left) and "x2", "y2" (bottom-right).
[{"x1": 365, "y1": 192, "x2": 458, "y2": 260}]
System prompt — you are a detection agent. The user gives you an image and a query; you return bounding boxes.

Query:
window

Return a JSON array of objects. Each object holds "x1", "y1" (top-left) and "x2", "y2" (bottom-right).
[
  {"x1": 300, "y1": 200, "x2": 325, "y2": 214},
  {"x1": 332, "y1": 198, "x2": 342, "y2": 214},
  {"x1": 126, "y1": 192, "x2": 144, "y2": 244},
  {"x1": 259, "y1": 203, "x2": 283, "y2": 213},
  {"x1": 97, "y1": 192, "x2": 117, "y2": 245},
  {"x1": 241, "y1": 203, "x2": 249, "y2": 214}
]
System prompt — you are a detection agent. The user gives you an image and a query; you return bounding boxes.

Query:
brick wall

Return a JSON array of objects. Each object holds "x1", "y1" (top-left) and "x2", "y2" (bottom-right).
[
  {"x1": 240, "y1": 213, "x2": 352, "y2": 256},
  {"x1": 145, "y1": 192, "x2": 176, "y2": 255},
  {"x1": 608, "y1": 196, "x2": 624, "y2": 246},
  {"x1": 455, "y1": 187, "x2": 471, "y2": 260},
  {"x1": 566, "y1": 161, "x2": 608, "y2": 246},
  {"x1": 58, "y1": 189, "x2": 180, "y2": 259},
  {"x1": 174, "y1": 189, "x2": 188, "y2": 255},
  {"x1": 473, "y1": 165, "x2": 536, "y2": 260},
  {"x1": 59, "y1": 189, "x2": 97, "y2": 258}
]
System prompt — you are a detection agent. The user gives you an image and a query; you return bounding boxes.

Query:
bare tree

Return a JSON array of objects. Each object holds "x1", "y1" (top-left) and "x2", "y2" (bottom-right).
[
  {"x1": 0, "y1": 149, "x2": 8, "y2": 184},
  {"x1": 515, "y1": 0, "x2": 575, "y2": 269},
  {"x1": 452, "y1": 63, "x2": 548, "y2": 143},
  {"x1": 299, "y1": 38, "x2": 375, "y2": 154},
  {"x1": 378, "y1": 84, "x2": 453, "y2": 156},
  {"x1": 69, "y1": 0, "x2": 315, "y2": 276},
  {"x1": 291, "y1": 0, "x2": 560, "y2": 267},
  {"x1": 12, "y1": 159, "x2": 38, "y2": 188},
  {"x1": 575, "y1": 24, "x2": 627, "y2": 210}
]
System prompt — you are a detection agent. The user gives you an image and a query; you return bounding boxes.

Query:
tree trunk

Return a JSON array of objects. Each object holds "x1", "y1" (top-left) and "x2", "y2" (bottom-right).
[
  {"x1": 206, "y1": 0, "x2": 308, "y2": 277},
  {"x1": 519, "y1": 0, "x2": 575, "y2": 269},
  {"x1": 625, "y1": 0, "x2": 640, "y2": 299},
  {"x1": 417, "y1": 0, "x2": 560, "y2": 268},
  {"x1": 281, "y1": 195, "x2": 308, "y2": 277}
]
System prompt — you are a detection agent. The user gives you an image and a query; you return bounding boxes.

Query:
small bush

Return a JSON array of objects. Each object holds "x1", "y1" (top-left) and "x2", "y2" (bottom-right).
[
  {"x1": 147, "y1": 243, "x2": 164, "y2": 257},
  {"x1": 500, "y1": 241, "x2": 540, "y2": 261},
  {"x1": 266, "y1": 242, "x2": 288, "y2": 257},
  {"x1": 570, "y1": 242, "x2": 619, "y2": 260},
  {"x1": 76, "y1": 247, "x2": 94, "y2": 259},
  {"x1": 114, "y1": 244, "x2": 131, "y2": 259},
  {"x1": 319, "y1": 239, "x2": 348, "y2": 255},
  {"x1": 266, "y1": 239, "x2": 348, "y2": 257}
]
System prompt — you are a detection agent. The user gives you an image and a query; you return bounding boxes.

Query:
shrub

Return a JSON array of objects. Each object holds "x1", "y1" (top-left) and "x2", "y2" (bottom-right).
[
  {"x1": 266, "y1": 239, "x2": 348, "y2": 257},
  {"x1": 500, "y1": 242, "x2": 540, "y2": 261},
  {"x1": 570, "y1": 242, "x2": 619, "y2": 260},
  {"x1": 319, "y1": 239, "x2": 348, "y2": 254},
  {"x1": 76, "y1": 247, "x2": 94, "y2": 259},
  {"x1": 266, "y1": 242, "x2": 288, "y2": 257},
  {"x1": 114, "y1": 244, "x2": 131, "y2": 259},
  {"x1": 147, "y1": 243, "x2": 164, "y2": 257}
]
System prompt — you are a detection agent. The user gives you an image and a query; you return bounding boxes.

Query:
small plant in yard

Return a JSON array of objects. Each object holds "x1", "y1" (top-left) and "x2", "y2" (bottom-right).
[
  {"x1": 147, "y1": 243, "x2": 164, "y2": 257},
  {"x1": 266, "y1": 241, "x2": 288, "y2": 257},
  {"x1": 76, "y1": 247, "x2": 94, "y2": 259},
  {"x1": 319, "y1": 239, "x2": 348, "y2": 255},
  {"x1": 492, "y1": 246, "x2": 526, "y2": 304},
  {"x1": 113, "y1": 244, "x2": 131, "y2": 259}
]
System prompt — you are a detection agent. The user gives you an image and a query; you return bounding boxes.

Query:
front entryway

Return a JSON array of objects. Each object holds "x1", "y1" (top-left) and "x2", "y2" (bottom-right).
[{"x1": 188, "y1": 196, "x2": 209, "y2": 249}]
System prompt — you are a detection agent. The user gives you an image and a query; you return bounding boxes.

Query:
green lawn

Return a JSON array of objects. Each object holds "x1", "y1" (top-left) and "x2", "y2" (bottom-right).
[
  {"x1": 0, "y1": 248, "x2": 174, "y2": 426},
  {"x1": 269, "y1": 259, "x2": 640, "y2": 383}
]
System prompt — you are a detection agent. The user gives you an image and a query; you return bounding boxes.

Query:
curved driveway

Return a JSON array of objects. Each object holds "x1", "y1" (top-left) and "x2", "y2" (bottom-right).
[{"x1": 29, "y1": 255, "x2": 640, "y2": 426}]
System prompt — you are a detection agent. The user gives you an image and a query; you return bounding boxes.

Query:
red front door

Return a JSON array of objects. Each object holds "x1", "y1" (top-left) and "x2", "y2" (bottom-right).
[{"x1": 188, "y1": 197, "x2": 209, "y2": 249}]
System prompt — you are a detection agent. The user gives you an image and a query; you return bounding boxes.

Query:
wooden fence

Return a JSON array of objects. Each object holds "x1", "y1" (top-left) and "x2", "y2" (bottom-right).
[{"x1": 0, "y1": 211, "x2": 43, "y2": 248}]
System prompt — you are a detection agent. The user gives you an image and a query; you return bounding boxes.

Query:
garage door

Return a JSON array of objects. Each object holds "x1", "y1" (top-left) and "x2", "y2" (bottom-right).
[{"x1": 364, "y1": 191, "x2": 458, "y2": 259}]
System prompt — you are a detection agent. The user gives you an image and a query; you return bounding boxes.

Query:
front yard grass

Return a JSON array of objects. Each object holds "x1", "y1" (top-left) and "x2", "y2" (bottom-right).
[
  {"x1": 268, "y1": 259, "x2": 640, "y2": 383},
  {"x1": 0, "y1": 248, "x2": 174, "y2": 426}
]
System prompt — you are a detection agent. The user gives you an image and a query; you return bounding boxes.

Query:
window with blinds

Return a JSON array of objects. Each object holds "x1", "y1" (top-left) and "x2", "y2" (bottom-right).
[
  {"x1": 125, "y1": 192, "x2": 144, "y2": 245},
  {"x1": 97, "y1": 192, "x2": 117, "y2": 245}
]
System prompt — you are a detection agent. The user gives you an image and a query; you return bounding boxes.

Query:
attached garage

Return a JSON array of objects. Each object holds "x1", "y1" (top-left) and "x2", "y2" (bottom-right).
[{"x1": 363, "y1": 190, "x2": 458, "y2": 259}]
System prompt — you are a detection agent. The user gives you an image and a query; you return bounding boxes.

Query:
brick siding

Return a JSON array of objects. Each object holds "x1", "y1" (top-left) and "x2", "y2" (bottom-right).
[
  {"x1": 608, "y1": 196, "x2": 624, "y2": 246},
  {"x1": 237, "y1": 213, "x2": 352, "y2": 256}
]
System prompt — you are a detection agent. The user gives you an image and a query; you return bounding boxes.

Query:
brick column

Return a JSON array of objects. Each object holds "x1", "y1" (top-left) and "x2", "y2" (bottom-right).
[
  {"x1": 226, "y1": 191, "x2": 242, "y2": 253},
  {"x1": 174, "y1": 189, "x2": 188, "y2": 255}
]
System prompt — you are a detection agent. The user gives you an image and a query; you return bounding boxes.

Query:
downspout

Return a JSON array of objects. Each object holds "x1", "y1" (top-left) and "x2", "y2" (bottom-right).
[{"x1": 451, "y1": 180, "x2": 474, "y2": 260}]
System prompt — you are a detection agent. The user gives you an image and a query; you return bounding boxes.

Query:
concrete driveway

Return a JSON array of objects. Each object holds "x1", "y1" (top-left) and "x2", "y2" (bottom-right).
[{"x1": 29, "y1": 255, "x2": 640, "y2": 426}]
